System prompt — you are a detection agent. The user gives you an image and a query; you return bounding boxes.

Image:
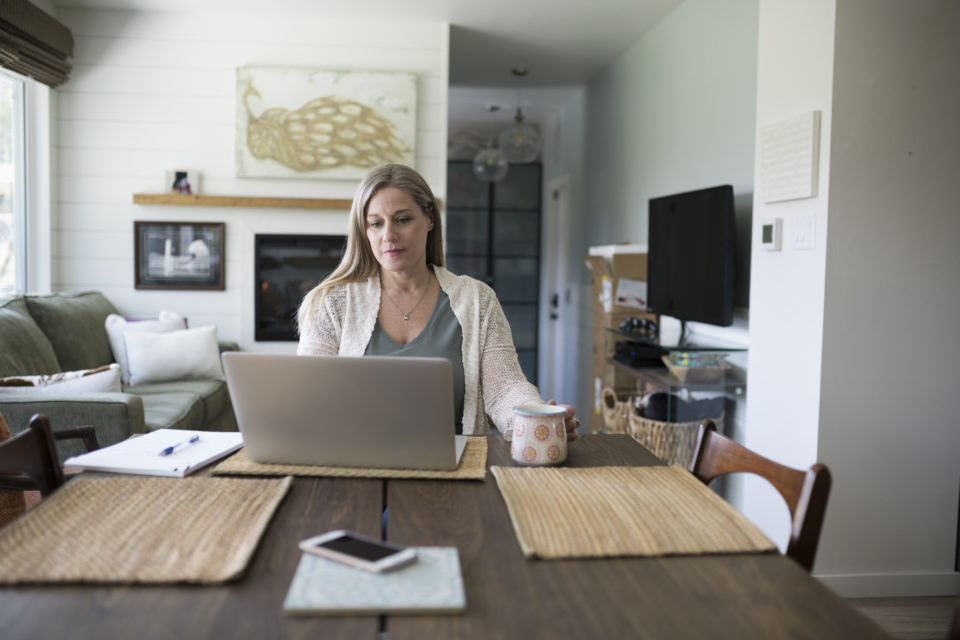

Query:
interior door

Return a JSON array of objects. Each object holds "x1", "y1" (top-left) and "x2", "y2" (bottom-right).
[{"x1": 539, "y1": 175, "x2": 571, "y2": 403}]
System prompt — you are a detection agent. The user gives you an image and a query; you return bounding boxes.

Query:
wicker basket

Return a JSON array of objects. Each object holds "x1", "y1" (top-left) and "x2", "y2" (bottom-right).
[
  {"x1": 628, "y1": 411, "x2": 724, "y2": 466},
  {"x1": 600, "y1": 387, "x2": 633, "y2": 435},
  {"x1": 660, "y1": 356, "x2": 731, "y2": 383}
]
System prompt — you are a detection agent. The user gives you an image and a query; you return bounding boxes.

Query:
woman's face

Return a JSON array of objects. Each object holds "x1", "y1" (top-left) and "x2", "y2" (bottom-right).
[{"x1": 365, "y1": 187, "x2": 433, "y2": 274}]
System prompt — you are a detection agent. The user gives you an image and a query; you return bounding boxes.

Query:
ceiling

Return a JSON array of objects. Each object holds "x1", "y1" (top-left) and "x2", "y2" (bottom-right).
[{"x1": 48, "y1": 0, "x2": 684, "y2": 87}]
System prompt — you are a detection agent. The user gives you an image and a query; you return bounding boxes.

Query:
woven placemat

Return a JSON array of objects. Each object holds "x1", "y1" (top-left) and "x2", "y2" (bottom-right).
[
  {"x1": 0, "y1": 475, "x2": 292, "y2": 584},
  {"x1": 491, "y1": 464, "x2": 776, "y2": 559},
  {"x1": 211, "y1": 437, "x2": 487, "y2": 480}
]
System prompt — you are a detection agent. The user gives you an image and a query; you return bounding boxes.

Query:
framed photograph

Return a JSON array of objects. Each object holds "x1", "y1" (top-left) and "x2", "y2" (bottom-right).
[
  {"x1": 165, "y1": 170, "x2": 200, "y2": 195},
  {"x1": 134, "y1": 221, "x2": 225, "y2": 290},
  {"x1": 235, "y1": 66, "x2": 418, "y2": 180}
]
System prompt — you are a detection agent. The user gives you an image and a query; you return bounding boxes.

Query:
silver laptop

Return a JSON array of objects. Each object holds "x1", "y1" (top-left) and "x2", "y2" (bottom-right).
[{"x1": 222, "y1": 352, "x2": 467, "y2": 471}]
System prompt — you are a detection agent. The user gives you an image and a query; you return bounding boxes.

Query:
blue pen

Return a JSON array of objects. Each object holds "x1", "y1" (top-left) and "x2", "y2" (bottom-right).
[{"x1": 158, "y1": 434, "x2": 200, "y2": 456}]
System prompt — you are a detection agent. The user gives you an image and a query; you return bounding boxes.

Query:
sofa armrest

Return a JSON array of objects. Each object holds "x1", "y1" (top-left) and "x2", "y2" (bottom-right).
[
  {"x1": 0, "y1": 392, "x2": 145, "y2": 462},
  {"x1": 218, "y1": 340, "x2": 241, "y2": 353}
]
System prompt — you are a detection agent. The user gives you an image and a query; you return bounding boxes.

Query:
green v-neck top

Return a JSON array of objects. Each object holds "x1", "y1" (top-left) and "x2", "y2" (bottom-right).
[{"x1": 364, "y1": 289, "x2": 465, "y2": 433}]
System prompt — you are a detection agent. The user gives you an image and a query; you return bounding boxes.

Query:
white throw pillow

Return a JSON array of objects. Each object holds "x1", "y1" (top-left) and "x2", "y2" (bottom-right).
[
  {"x1": 123, "y1": 325, "x2": 224, "y2": 386},
  {"x1": 0, "y1": 364, "x2": 122, "y2": 394},
  {"x1": 105, "y1": 311, "x2": 186, "y2": 385}
]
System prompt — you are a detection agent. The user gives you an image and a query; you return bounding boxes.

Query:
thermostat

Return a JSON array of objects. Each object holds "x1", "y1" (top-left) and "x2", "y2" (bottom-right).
[{"x1": 761, "y1": 217, "x2": 782, "y2": 251}]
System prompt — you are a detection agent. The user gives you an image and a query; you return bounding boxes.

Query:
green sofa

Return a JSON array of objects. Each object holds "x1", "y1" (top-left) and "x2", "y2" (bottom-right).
[{"x1": 0, "y1": 291, "x2": 237, "y2": 461}]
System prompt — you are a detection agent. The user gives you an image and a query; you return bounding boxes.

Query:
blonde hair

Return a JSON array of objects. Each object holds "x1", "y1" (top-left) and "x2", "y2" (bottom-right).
[{"x1": 296, "y1": 163, "x2": 444, "y2": 332}]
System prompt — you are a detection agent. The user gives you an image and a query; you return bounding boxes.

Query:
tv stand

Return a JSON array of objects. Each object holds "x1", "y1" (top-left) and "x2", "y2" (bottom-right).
[
  {"x1": 610, "y1": 325, "x2": 746, "y2": 353},
  {"x1": 604, "y1": 326, "x2": 747, "y2": 388},
  {"x1": 601, "y1": 327, "x2": 747, "y2": 464}
]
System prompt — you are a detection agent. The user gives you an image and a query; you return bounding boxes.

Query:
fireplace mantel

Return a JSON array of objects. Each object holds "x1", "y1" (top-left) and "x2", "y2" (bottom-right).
[{"x1": 133, "y1": 194, "x2": 352, "y2": 210}]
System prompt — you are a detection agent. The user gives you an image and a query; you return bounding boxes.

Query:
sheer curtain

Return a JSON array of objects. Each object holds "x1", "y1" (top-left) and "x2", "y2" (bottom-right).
[{"x1": 0, "y1": 70, "x2": 24, "y2": 295}]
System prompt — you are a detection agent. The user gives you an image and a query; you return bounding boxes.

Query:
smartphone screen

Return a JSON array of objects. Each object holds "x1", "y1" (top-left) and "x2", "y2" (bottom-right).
[
  {"x1": 300, "y1": 530, "x2": 417, "y2": 572},
  {"x1": 315, "y1": 534, "x2": 402, "y2": 561}
]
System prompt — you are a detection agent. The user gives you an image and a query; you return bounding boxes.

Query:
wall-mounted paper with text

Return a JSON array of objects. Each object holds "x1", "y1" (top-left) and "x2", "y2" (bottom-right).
[{"x1": 759, "y1": 111, "x2": 821, "y2": 203}]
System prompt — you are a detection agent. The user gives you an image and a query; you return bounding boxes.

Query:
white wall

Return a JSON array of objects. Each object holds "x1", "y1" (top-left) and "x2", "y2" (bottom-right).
[
  {"x1": 577, "y1": 0, "x2": 759, "y2": 441},
  {"x1": 53, "y1": 9, "x2": 449, "y2": 350},
  {"x1": 742, "y1": 0, "x2": 836, "y2": 559},
  {"x1": 749, "y1": 0, "x2": 960, "y2": 596},
  {"x1": 815, "y1": 0, "x2": 960, "y2": 596},
  {"x1": 542, "y1": 89, "x2": 587, "y2": 408},
  {"x1": 31, "y1": 0, "x2": 57, "y2": 16},
  {"x1": 581, "y1": 0, "x2": 759, "y2": 248}
]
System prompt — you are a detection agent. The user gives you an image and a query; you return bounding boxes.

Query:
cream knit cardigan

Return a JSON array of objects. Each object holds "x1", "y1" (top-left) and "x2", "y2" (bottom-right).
[{"x1": 297, "y1": 266, "x2": 542, "y2": 436}]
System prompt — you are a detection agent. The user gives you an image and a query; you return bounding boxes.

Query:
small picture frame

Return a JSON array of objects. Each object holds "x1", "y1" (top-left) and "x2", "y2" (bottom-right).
[
  {"x1": 134, "y1": 221, "x2": 225, "y2": 290},
  {"x1": 165, "y1": 170, "x2": 200, "y2": 195}
]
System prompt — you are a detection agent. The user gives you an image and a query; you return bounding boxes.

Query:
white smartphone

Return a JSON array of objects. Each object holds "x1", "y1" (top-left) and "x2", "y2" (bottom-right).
[{"x1": 298, "y1": 530, "x2": 418, "y2": 573}]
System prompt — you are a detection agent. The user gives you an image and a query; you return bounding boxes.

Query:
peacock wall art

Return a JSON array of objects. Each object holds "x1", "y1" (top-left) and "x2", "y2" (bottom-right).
[{"x1": 236, "y1": 67, "x2": 418, "y2": 180}]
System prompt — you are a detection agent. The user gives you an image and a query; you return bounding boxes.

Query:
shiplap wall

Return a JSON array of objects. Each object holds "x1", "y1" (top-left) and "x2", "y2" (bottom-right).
[{"x1": 54, "y1": 9, "x2": 449, "y2": 351}]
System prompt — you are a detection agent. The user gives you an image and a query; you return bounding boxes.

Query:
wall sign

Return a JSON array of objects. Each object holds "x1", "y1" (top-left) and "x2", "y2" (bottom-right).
[{"x1": 758, "y1": 110, "x2": 821, "y2": 203}]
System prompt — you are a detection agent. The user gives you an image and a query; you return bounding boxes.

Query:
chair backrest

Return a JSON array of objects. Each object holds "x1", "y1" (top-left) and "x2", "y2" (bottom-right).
[
  {"x1": 688, "y1": 419, "x2": 831, "y2": 573},
  {"x1": 0, "y1": 414, "x2": 65, "y2": 498}
]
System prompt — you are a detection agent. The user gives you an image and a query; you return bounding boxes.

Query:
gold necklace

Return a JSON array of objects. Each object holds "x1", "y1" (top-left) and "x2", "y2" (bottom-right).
[{"x1": 381, "y1": 277, "x2": 433, "y2": 321}]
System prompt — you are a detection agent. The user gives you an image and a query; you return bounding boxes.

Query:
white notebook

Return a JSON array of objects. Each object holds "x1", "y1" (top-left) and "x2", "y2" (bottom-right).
[{"x1": 63, "y1": 429, "x2": 243, "y2": 477}]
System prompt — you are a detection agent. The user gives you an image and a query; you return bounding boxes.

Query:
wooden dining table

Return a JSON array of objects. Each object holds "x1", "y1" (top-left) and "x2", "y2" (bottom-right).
[{"x1": 0, "y1": 434, "x2": 890, "y2": 639}]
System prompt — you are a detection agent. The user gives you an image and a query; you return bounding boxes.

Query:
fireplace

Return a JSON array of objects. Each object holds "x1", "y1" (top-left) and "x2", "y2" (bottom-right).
[{"x1": 255, "y1": 234, "x2": 346, "y2": 341}]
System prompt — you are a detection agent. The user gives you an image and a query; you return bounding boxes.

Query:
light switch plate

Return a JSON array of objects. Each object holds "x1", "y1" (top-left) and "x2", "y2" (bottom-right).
[{"x1": 792, "y1": 214, "x2": 815, "y2": 250}]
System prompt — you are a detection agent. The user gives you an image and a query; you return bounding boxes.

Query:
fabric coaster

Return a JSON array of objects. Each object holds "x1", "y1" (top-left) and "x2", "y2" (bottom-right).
[
  {"x1": 0, "y1": 475, "x2": 292, "y2": 584},
  {"x1": 211, "y1": 437, "x2": 487, "y2": 480},
  {"x1": 491, "y1": 464, "x2": 776, "y2": 559},
  {"x1": 284, "y1": 547, "x2": 466, "y2": 615}
]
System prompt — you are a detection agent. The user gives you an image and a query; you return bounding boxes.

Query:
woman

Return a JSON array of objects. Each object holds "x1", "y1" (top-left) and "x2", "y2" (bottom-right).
[{"x1": 297, "y1": 163, "x2": 578, "y2": 440}]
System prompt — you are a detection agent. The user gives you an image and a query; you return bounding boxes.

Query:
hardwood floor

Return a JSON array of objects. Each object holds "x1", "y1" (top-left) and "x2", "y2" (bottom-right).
[{"x1": 847, "y1": 597, "x2": 957, "y2": 640}]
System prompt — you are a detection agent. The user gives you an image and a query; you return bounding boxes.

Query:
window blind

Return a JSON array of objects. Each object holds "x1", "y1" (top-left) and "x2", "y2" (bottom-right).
[{"x1": 0, "y1": 0, "x2": 73, "y2": 88}]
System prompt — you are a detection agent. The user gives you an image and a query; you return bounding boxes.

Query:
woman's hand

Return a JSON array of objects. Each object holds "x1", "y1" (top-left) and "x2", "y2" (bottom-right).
[{"x1": 547, "y1": 400, "x2": 580, "y2": 442}]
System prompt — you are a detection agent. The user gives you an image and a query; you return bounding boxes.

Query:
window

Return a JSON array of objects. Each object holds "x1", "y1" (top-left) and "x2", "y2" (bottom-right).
[
  {"x1": 0, "y1": 69, "x2": 25, "y2": 295},
  {"x1": 446, "y1": 161, "x2": 543, "y2": 384}
]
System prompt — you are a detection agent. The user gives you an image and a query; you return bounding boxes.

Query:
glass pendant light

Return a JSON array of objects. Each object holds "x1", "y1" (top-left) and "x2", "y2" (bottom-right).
[
  {"x1": 498, "y1": 67, "x2": 541, "y2": 163},
  {"x1": 472, "y1": 144, "x2": 508, "y2": 182}
]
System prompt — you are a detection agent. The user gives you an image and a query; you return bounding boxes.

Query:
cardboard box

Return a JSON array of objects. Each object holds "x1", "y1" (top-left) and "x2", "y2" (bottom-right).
[
  {"x1": 584, "y1": 251, "x2": 648, "y2": 316},
  {"x1": 584, "y1": 245, "x2": 658, "y2": 432}
]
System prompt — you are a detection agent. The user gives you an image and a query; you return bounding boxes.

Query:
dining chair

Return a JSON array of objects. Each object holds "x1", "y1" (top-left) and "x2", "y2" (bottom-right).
[
  {"x1": 0, "y1": 414, "x2": 66, "y2": 498},
  {"x1": 688, "y1": 419, "x2": 832, "y2": 573},
  {"x1": 51, "y1": 424, "x2": 100, "y2": 453},
  {"x1": 0, "y1": 413, "x2": 101, "y2": 527}
]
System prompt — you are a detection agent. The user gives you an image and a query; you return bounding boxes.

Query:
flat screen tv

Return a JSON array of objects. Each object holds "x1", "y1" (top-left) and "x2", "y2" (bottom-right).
[{"x1": 646, "y1": 185, "x2": 735, "y2": 328}]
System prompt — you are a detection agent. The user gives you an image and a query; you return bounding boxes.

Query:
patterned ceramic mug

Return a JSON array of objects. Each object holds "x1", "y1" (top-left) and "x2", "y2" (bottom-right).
[{"x1": 510, "y1": 403, "x2": 568, "y2": 466}]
